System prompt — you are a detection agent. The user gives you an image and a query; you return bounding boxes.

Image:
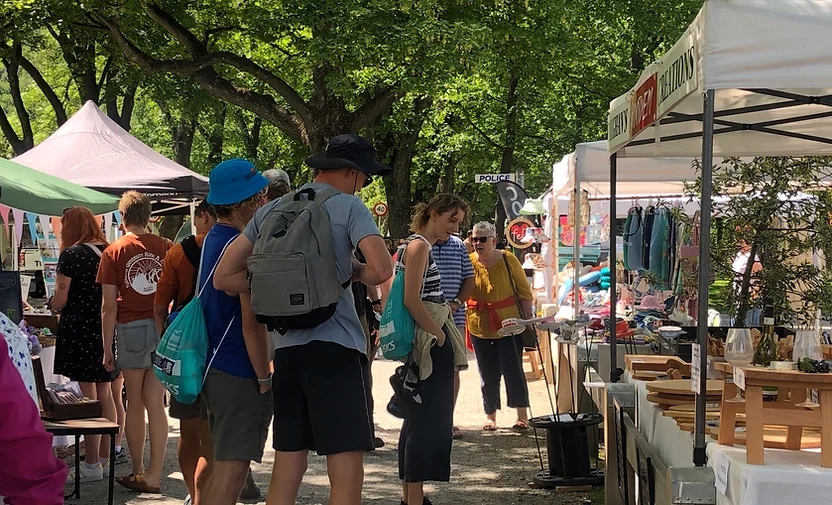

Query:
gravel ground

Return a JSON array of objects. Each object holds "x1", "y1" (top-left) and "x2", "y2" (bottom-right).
[{"x1": 64, "y1": 354, "x2": 604, "y2": 505}]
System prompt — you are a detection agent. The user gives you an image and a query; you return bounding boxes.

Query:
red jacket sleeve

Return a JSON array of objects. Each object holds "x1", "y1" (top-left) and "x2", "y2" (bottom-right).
[{"x1": 0, "y1": 349, "x2": 68, "y2": 505}]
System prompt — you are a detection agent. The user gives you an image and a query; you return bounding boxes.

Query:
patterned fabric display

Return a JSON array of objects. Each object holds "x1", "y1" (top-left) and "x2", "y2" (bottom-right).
[{"x1": 1, "y1": 312, "x2": 39, "y2": 406}]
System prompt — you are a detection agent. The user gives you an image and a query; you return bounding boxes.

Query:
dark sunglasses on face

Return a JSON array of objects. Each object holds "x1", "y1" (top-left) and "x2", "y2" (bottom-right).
[{"x1": 472, "y1": 236, "x2": 492, "y2": 243}]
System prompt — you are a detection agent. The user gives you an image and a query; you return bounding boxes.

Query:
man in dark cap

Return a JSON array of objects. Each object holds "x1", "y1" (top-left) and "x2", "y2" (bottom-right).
[{"x1": 214, "y1": 134, "x2": 394, "y2": 505}]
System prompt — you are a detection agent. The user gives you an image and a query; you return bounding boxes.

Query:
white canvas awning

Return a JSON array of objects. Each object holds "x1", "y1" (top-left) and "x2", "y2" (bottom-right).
[
  {"x1": 14, "y1": 101, "x2": 208, "y2": 210},
  {"x1": 551, "y1": 140, "x2": 700, "y2": 198},
  {"x1": 608, "y1": 0, "x2": 832, "y2": 158}
]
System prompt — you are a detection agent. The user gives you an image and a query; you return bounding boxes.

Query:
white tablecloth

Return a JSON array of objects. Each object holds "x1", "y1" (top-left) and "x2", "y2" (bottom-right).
[
  {"x1": 625, "y1": 371, "x2": 696, "y2": 468},
  {"x1": 708, "y1": 443, "x2": 832, "y2": 505},
  {"x1": 625, "y1": 372, "x2": 832, "y2": 505}
]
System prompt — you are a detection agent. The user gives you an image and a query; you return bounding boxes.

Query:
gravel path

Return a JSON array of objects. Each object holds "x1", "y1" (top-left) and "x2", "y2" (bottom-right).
[{"x1": 64, "y1": 354, "x2": 604, "y2": 505}]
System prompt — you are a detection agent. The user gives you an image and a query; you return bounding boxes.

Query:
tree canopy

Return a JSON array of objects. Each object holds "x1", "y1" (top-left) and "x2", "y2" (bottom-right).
[{"x1": 1, "y1": 0, "x2": 702, "y2": 233}]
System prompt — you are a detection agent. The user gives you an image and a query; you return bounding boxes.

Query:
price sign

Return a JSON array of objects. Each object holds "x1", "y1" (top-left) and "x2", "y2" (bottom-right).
[
  {"x1": 715, "y1": 452, "x2": 730, "y2": 496},
  {"x1": 734, "y1": 367, "x2": 746, "y2": 390},
  {"x1": 372, "y1": 202, "x2": 388, "y2": 217},
  {"x1": 690, "y1": 344, "x2": 701, "y2": 393}
]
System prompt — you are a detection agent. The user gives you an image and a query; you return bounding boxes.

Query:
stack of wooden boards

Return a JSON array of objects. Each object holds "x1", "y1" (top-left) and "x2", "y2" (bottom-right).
[
  {"x1": 625, "y1": 355, "x2": 691, "y2": 381},
  {"x1": 645, "y1": 379, "x2": 723, "y2": 408}
]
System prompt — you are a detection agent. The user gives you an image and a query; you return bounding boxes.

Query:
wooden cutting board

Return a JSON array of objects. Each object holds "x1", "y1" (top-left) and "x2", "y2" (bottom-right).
[
  {"x1": 646, "y1": 379, "x2": 723, "y2": 396},
  {"x1": 648, "y1": 390, "x2": 722, "y2": 401},
  {"x1": 633, "y1": 371, "x2": 665, "y2": 381},
  {"x1": 646, "y1": 392, "x2": 723, "y2": 407},
  {"x1": 707, "y1": 426, "x2": 821, "y2": 449},
  {"x1": 669, "y1": 404, "x2": 722, "y2": 413},
  {"x1": 627, "y1": 355, "x2": 689, "y2": 372},
  {"x1": 662, "y1": 410, "x2": 724, "y2": 421}
]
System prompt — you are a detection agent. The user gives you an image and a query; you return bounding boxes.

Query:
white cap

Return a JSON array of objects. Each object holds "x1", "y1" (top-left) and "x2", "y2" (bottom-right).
[{"x1": 263, "y1": 169, "x2": 291, "y2": 187}]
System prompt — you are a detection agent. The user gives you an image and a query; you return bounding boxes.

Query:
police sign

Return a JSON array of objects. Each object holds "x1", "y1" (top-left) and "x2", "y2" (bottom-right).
[{"x1": 475, "y1": 173, "x2": 516, "y2": 184}]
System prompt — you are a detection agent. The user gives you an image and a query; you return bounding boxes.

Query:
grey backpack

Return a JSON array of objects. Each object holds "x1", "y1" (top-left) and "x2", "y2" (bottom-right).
[{"x1": 248, "y1": 186, "x2": 350, "y2": 334}]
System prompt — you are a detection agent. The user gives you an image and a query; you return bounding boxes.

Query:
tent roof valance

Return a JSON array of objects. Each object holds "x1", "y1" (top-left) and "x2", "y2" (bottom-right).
[
  {"x1": 608, "y1": 0, "x2": 832, "y2": 158},
  {"x1": 551, "y1": 141, "x2": 704, "y2": 198}
]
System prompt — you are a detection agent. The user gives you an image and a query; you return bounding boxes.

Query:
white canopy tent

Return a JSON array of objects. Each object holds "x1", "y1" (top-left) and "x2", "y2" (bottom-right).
[
  {"x1": 551, "y1": 140, "x2": 699, "y2": 198},
  {"x1": 546, "y1": 140, "x2": 708, "y2": 317},
  {"x1": 607, "y1": 0, "x2": 832, "y2": 468},
  {"x1": 13, "y1": 101, "x2": 208, "y2": 214}
]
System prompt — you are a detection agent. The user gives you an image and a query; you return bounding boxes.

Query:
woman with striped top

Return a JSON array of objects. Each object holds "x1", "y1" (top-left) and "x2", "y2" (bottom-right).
[{"x1": 397, "y1": 194, "x2": 469, "y2": 505}]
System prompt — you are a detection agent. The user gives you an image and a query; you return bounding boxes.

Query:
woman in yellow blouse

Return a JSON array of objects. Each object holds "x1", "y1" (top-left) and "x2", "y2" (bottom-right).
[{"x1": 466, "y1": 221, "x2": 533, "y2": 431}]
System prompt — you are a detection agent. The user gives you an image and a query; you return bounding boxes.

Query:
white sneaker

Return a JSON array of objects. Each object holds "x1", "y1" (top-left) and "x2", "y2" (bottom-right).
[
  {"x1": 66, "y1": 462, "x2": 104, "y2": 483},
  {"x1": 184, "y1": 495, "x2": 192, "y2": 505}
]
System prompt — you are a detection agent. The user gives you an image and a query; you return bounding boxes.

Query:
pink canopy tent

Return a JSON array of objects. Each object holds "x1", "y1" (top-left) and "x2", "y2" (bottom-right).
[{"x1": 13, "y1": 101, "x2": 208, "y2": 213}]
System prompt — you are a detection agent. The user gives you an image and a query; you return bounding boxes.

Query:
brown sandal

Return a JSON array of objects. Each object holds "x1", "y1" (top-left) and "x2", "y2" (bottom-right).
[
  {"x1": 482, "y1": 421, "x2": 497, "y2": 432},
  {"x1": 116, "y1": 473, "x2": 161, "y2": 494},
  {"x1": 513, "y1": 420, "x2": 530, "y2": 432}
]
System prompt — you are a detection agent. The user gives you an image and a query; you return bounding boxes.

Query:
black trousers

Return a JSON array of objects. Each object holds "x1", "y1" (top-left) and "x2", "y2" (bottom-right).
[
  {"x1": 470, "y1": 334, "x2": 530, "y2": 415},
  {"x1": 398, "y1": 339, "x2": 454, "y2": 483}
]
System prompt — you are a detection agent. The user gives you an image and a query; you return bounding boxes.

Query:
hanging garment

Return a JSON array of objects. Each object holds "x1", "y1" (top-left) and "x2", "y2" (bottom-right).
[
  {"x1": 649, "y1": 207, "x2": 671, "y2": 285},
  {"x1": 641, "y1": 206, "x2": 656, "y2": 271},
  {"x1": 664, "y1": 211, "x2": 677, "y2": 285},
  {"x1": 623, "y1": 206, "x2": 645, "y2": 271}
]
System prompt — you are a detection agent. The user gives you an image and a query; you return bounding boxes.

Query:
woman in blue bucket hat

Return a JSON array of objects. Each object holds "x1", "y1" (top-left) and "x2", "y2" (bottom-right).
[{"x1": 198, "y1": 159, "x2": 273, "y2": 505}]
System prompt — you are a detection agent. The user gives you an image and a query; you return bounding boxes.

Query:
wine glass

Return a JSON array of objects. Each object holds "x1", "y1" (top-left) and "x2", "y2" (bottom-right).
[
  {"x1": 793, "y1": 328, "x2": 822, "y2": 408},
  {"x1": 724, "y1": 328, "x2": 754, "y2": 403}
]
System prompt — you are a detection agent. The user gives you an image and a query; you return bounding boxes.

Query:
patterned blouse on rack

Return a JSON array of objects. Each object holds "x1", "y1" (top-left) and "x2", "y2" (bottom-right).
[{"x1": 2, "y1": 313, "x2": 38, "y2": 406}]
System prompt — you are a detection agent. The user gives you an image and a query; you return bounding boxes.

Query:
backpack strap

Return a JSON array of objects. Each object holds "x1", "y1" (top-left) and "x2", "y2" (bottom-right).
[
  {"x1": 181, "y1": 235, "x2": 201, "y2": 270},
  {"x1": 293, "y1": 186, "x2": 351, "y2": 288}
]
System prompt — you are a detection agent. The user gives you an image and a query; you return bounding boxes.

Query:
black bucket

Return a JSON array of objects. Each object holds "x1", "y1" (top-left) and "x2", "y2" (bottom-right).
[{"x1": 530, "y1": 413, "x2": 604, "y2": 483}]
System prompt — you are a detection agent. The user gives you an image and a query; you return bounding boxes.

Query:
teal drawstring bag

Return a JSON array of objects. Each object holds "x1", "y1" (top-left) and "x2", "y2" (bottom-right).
[
  {"x1": 378, "y1": 236, "x2": 430, "y2": 361},
  {"x1": 378, "y1": 269, "x2": 415, "y2": 361},
  {"x1": 153, "y1": 235, "x2": 237, "y2": 404}
]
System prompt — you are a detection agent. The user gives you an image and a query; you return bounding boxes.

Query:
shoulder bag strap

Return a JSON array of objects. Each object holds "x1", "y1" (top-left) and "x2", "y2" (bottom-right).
[
  {"x1": 400, "y1": 235, "x2": 431, "y2": 297},
  {"x1": 201, "y1": 233, "x2": 241, "y2": 382},
  {"x1": 181, "y1": 235, "x2": 201, "y2": 269},
  {"x1": 503, "y1": 253, "x2": 526, "y2": 318},
  {"x1": 196, "y1": 234, "x2": 239, "y2": 300},
  {"x1": 84, "y1": 243, "x2": 103, "y2": 258}
]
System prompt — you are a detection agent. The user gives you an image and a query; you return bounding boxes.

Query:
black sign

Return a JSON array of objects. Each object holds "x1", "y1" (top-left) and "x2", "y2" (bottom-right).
[{"x1": 495, "y1": 180, "x2": 529, "y2": 222}]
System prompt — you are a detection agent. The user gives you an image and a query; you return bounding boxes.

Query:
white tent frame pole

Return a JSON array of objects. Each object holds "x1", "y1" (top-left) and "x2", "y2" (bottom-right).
[
  {"x1": 189, "y1": 199, "x2": 196, "y2": 235},
  {"x1": 694, "y1": 89, "x2": 716, "y2": 467},
  {"x1": 608, "y1": 153, "x2": 620, "y2": 382},
  {"x1": 573, "y1": 178, "x2": 581, "y2": 320}
]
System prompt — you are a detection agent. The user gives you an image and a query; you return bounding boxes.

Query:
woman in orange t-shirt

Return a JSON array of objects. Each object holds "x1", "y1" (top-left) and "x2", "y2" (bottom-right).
[{"x1": 466, "y1": 221, "x2": 533, "y2": 432}]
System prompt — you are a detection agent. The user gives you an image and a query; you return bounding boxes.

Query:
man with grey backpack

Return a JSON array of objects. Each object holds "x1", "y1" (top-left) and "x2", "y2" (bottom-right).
[{"x1": 214, "y1": 134, "x2": 394, "y2": 505}]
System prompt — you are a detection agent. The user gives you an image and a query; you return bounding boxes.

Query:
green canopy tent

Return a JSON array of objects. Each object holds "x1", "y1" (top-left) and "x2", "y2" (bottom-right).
[{"x1": 0, "y1": 157, "x2": 118, "y2": 216}]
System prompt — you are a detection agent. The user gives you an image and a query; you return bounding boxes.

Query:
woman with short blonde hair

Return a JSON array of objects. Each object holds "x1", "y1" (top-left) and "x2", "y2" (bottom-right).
[{"x1": 466, "y1": 221, "x2": 533, "y2": 432}]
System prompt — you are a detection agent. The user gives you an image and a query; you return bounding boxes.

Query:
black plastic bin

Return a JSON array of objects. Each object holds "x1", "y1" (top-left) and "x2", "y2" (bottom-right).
[{"x1": 529, "y1": 413, "x2": 604, "y2": 488}]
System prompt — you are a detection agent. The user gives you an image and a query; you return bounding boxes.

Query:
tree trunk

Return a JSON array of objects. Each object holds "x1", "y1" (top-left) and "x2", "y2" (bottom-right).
[
  {"x1": 500, "y1": 71, "x2": 519, "y2": 175},
  {"x1": 380, "y1": 97, "x2": 433, "y2": 239},
  {"x1": 172, "y1": 118, "x2": 196, "y2": 168},
  {"x1": 198, "y1": 104, "x2": 227, "y2": 168},
  {"x1": 735, "y1": 240, "x2": 759, "y2": 325},
  {"x1": 159, "y1": 215, "x2": 185, "y2": 240},
  {"x1": 496, "y1": 70, "x2": 519, "y2": 239},
  {"x1": 0, "y1": 47, "x2": 34, "y2": 155}
]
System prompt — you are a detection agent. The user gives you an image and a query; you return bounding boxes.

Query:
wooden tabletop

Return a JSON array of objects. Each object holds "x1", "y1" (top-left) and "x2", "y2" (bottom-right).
[
  {"x1": 42, "y1": 417, "x2": 120, "y2": 434},
  {"x1": 739, "y1": 366, "x2": 832, "y2": 385}
]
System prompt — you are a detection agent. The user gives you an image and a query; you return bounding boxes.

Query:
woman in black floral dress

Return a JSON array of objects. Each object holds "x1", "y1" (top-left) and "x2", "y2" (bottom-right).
[{"x1": 52, "y1": 207, "x2": 118, "y2": 481}]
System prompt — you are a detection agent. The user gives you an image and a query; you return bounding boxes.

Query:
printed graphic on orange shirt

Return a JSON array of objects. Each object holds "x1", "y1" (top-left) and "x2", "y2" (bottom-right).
[{"x1": 124, "y1": 252, "x2": 163, "y2": 295}]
